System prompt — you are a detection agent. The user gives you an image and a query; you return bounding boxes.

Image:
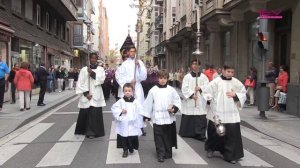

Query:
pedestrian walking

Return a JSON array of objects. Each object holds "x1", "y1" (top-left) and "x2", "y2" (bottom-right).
[
  {"x1": 111, "y1": 83, "x2": 144, "y2": 158},
  {"x1": 102, "y1": 65, "x2": 113, "y2": 100},
  {"x1": 141, "y1": 70, "x2": 181, "y2": 163},
  {"x1": 73, "y1": 67, "x2": 79, "y2": 90},
  {"x1": 14, "y1": 62, "x2": 34, "y2": 111},
  {"x1": 36, "y1": 63, "x2": 48, "y2": 106},
  {"x1": 179, "y1": 59, "x2": 209, "y2": 141},
  {"x1": 8, "y1": 63, "x2": 19, "y2": 104},
  {"x1": 201, "y1": 64, "x2": 247, "y2": 164},
  {"x1": 74, "y1": 53, "x2": 106, "y2": 138},
  {"x1": 0, "y1": 54, "x2": 10, "y2": 112},
  {"x1": 245, "y1": 67, "x2": 257, "y2": 106},
  {"x1": 265, "y1": 62, "x2": 277, "y2": 107}
]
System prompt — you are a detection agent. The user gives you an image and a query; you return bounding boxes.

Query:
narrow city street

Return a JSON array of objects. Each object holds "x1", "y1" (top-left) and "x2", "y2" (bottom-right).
[{"x1": 0, "y1": 96, "x2": 299, "y2": 168}]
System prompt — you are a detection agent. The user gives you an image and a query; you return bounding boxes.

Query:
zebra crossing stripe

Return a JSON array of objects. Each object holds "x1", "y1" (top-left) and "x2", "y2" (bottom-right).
[
  {"x1": 241, "y1": 126, "x2": 300, "y2": 165},
  {"x1": 106, "y1": 121, "x2": 141, "y2": 164},
  {"x1": 36, "y1": 123, "x2": 85, "y2": 167},
  {"x1": 0, "y1": 123, "x2": 54, "y2": 166},
  {"x1": 148, "y1": 122, "x2": 207, "y2": 165},
  {"x1": 240, "y1": 149, "x2": 273, "y2": 167}
]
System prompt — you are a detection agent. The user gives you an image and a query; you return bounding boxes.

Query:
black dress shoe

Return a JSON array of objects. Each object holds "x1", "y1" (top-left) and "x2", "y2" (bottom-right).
[
  {"x1": 157, "y1": 157, "x2": 164, "y2": 162},
  {"x1": 26, "y1": 108, "x2": 31, "y2": 110},
  {"x1": 122, "y1": 150, "x2": 128, "y2": 158},
  {"x1": 86, "y1": 136, "x2": 95, "y2": 139},
  {"x1": 129, "y1": 148, "x2": 134, "y2": 153},
  {"x1": 20, "y1": 109, "x2": 24, "y2": 111},
  {"x1": 37, "y1": 103, "x2": 46, "y2": 106}
]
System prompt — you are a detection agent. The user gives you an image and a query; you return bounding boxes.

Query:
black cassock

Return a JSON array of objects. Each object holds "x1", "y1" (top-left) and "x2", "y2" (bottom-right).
[
  {"x1": 75, "y1": 106, "x2": 105, "y2": 137},
  {"x1": 179, "y1": 114, "x2": 207, "y2": 140},
  {"x1": 205, "y1": 120, "x2": 244, "y2": 161},
  {"x1": 153, "y1": 122, "x2": 177, "y2": 158}
]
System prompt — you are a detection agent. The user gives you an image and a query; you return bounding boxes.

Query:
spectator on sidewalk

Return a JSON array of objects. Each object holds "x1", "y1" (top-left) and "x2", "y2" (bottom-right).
[
  {"x1": 74, "y1": 67, "x2": 79, "y2": 89},
  {"x1": 272, "y1": 65, "x2": 288, "y2": 110},
  {"x1": 168, "y1": 70, "x2": 175, "y2": 87},
  {"x1": 265, "y1": 62, "x2": 277, "y2": 107},
  {"x1": 245, "y1": 67, "x2": 257, "y2": 106},
  {"x1": 0, "y1": 54, "x2": 10, "y2": 112},
  {"x1": 204, "y1": 64, "x2": 217, "y2": 82},
  {"x1": 14, "y1": 62, "x2": 34, "y2": 111},
  {"x1": 36, "y1": 63, "x2": 48, "y2": 106},
  {"x1": 68, "y1": 68, "x2": 75, "y2": 90},
  {"x1": 8, "y1": 63, "x2": 19, "y2": 104},
  {"x1": 47, "y1": 67, "x2": 55, "y2": 93},
  {"x1": 56, "y1": 66, "x2": 64, "y2": 92}
]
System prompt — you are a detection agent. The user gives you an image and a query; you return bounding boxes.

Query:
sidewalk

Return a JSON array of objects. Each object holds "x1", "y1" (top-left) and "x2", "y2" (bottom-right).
[
  {"x1": 0, "y1": 89, "x2": 77, "y2": 138},
  {"x1": 174, "y1": 87, "x2": 300, "y2": 149}
]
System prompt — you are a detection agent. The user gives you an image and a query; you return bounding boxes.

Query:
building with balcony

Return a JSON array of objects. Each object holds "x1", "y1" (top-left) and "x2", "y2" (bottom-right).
[
  {"x1": 72, "y1": 0, "x2": 95, "y2": 68},
  {"x1": 0, "y1": 0, "x2": 77, "y2": 101}
]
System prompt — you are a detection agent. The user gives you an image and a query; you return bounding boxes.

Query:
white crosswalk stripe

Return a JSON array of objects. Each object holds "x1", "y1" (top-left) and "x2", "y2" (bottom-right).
[
  {"x1": 36, "y1": 122, "x2": 85, "y2": 167},
  {"x1": 240, "y1": 149, "x2": 273, "y2": 167},
  {"x1": 106, "y1": 121, "x2": 141, "y2": 164},
  {"x1": 241, "y1": 126, "x2": 300, "y2": 165},
  {"x1": 0, "y1": 123, "x2": 54, "y2": 166}
]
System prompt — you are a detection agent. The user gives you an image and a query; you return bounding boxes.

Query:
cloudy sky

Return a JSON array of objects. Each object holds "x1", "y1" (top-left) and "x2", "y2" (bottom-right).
[{"x1": 103, "y1": 0, "x2": 138, "y2": 50}]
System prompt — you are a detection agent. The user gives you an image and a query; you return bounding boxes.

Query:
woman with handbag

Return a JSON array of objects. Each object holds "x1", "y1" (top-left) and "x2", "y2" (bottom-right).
[{"x1": 272, "y1": 65, "x2": 288, "y2": 110}]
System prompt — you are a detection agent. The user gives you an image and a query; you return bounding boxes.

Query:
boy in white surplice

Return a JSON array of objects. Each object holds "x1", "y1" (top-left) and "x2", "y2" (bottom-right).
[
  {"x1": 201, "y1": 64, "x2": 247, "y2": 164},
  {"x1": 111, "y1": 83, "x2": 144, "y2": 158},
  {"x1": 141, "y1": 70, "x2": 181, "y2": 163}
]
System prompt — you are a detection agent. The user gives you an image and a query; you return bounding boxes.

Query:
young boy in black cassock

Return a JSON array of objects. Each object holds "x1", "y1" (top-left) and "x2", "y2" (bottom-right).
[{"x1": 141, "y1": 70, "x2": 182, "y2": 162}]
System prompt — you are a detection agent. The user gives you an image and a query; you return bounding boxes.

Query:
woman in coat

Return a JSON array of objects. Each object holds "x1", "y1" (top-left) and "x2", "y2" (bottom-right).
[{"x1": 14, "y1": 62, "x2": 34, "y2": 111}]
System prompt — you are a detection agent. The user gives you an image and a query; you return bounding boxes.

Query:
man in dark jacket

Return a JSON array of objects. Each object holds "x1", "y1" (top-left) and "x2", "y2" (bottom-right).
[{"x1": 36, "y1": 63, "x2": 49, "y2": 106}]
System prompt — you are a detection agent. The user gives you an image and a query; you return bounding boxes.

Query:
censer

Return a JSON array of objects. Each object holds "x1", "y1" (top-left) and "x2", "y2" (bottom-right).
[{"x1": 213, "y1": 115, "x2": 226, "y2": 136}]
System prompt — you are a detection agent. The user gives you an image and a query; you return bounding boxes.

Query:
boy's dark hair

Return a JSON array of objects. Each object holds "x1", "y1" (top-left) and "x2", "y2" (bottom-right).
[
  {"x1": 158, "y1": 69, "x2": 169, "y2": 79},
  {"x1": 223, "y1": 64, "x2": 235, "y2": 70},
  {"x1": 123, "y1": 83, "x2": 134, "y2": 91},
  {"x1": 89, "y1": 52, "x2": 98, "y2": 59},
  {"x1": 191, "y1": 59, "x2": 201, "y2": 65}
]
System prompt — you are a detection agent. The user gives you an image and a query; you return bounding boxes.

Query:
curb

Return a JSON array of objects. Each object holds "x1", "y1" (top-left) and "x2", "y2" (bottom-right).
[{"x1": 14, "y1": 94, "x2": 78, "y2": 131}]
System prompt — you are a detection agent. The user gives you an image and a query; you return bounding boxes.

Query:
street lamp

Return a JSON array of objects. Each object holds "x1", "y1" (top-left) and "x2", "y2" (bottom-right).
[{"x1": 192, "y1": 1, "x2": 203, "y2": 57}]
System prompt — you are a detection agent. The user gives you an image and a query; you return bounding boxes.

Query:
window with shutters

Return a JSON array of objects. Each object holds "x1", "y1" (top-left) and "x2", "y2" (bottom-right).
[{"x1": 54, "y1": 19, "x2": 58, "y2": 35}]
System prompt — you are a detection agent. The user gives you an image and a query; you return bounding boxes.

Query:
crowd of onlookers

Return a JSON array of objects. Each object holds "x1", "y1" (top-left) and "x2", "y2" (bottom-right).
[{"x1": 0, "y1": 61, "x2": 80, "y2": 112}]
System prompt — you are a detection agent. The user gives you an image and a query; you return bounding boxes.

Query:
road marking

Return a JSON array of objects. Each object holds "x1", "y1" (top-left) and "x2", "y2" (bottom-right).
[
  {"x1": 241, "y1": 126, "x2": 300, "y2": 165},
  {"x1": 239, "y1": 149, "x2": 273, "y2": 167},
  {"x1": 106, "y1": 121, "x2": 141, "y2": 164},
  {"x1": 0, "y1": 123, "x2": 53, "y2": 166},
  {"x1": 109, "y1": 121, "x2": 116, "y2": 140},
  {"x1": 0, "y1": 96, "x2": 80, "y2": 146},
  {"x1": 36, "y1": 123, "x2": 85, "y2": 167},
  {"x1": 149, "y1": 122, "x2": 207, "y2": 165},
  {"x1": 106, "y1": 141, "x2": 141, "y2": 164},
  {"x1": 53, "y1": 111, "x2": 112, "y2": 115}
]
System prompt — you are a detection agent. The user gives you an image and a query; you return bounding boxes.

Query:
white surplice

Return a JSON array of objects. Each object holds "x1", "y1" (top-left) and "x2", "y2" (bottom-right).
[
  {"x1": 202, "y1": 76, "x2": 247, "y2": 123},
  {"x1": 141, "y1": 85, "x2": 182, "y2": 125},
  {"x1": 111, "y1": 98, "x2": 143, "y2": 137},
  {"x1": 115, "y1": 58, "x2": 147, "y2": 105},
  {"x1": 181, "y1": 73, "x2": 209, "y2": 115},
  {"x1": 76, "y1": 66, "x2": 106, "y2": 108}
]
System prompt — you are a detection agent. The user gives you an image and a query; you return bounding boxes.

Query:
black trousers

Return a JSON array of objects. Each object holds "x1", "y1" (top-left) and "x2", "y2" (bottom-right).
[
  {"x1": 11, "y1": 83, "x2": 16, "y2": 103},
  {"x1": 0, "y1": 79, "x2": 5, "y2": 108},
  {"x1": 38, "y1": 83, "x2": 46, "y2": 104}
]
